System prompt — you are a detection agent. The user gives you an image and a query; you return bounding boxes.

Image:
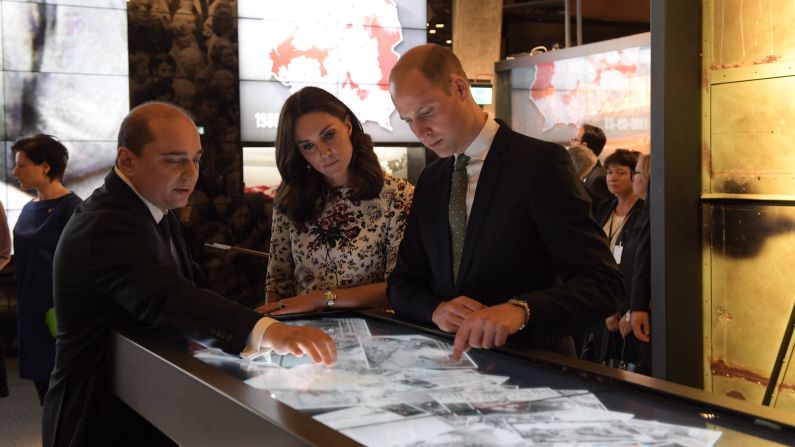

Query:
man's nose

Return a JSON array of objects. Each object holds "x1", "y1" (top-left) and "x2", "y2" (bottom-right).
[
  {"x1": 411, "y1": 122, "x2": 430, "y2": 140},
  {"x1": 185, "y1": 160, "x2": 199, "y2": 178}
]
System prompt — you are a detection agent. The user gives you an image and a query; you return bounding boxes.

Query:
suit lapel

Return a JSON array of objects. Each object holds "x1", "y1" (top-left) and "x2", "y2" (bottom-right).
[
  {"x1": 455, "y1": 126, "x2": 510, "y2": 290},
  {"x1": 165, "y1": 212, "x2": 194, "y2": 281},
  {"x1": 105, "y1": 169, "x2": 155, "y2": 219}
]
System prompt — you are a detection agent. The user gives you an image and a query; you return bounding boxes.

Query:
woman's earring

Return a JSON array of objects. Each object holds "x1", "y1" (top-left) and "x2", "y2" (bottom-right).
[{"x1": 307, "y1": 164, "x2": 312, "y2": 170}]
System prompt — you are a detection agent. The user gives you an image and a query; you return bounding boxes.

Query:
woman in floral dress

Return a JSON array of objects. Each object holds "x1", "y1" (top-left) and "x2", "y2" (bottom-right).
[{"x1": 257, "y1": 87, "x2": 414, "y2": 315}]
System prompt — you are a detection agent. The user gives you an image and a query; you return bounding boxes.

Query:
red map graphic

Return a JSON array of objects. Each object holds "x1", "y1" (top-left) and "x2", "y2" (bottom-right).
[
  {"x1": 261, "y1": 0, "x2": 405, "y2": 130},
  {"x1": 530, "y1": 62, "x2": 556, "y2": 101},
  {"x1": 269, "y1": 36, "x2": 330, "y2": 78},
  {"x1": 364, "y1": 16, "x2": 400, "y2": 89}
]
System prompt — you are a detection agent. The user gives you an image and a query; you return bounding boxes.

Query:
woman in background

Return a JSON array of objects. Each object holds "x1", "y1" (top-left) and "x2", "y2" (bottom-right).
[
  {"x1": 582, "y1": 149, "x2": 645, "y2": 370},
  {"x1": 12, "y1": 134, "x2": 82, "y2": 404},
  {"x1": 627, "y1": 153, "x2": 652, "y2": 373},
  {"x1": 258, "y1": 87, "x2": 413, "y2": 315}
]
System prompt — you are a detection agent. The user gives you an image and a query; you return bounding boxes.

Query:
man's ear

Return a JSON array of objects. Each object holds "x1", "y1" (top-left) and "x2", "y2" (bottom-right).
[
  {"x1": 451, "y1": 75, "x2": 470, "y2": 100},
  {"x1": 116, "y1": 146, "x2": 137, "y2": 177}
]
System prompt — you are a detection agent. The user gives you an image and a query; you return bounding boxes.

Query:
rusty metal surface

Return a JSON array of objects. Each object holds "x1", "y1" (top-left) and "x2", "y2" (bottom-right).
[
  {"x1": 708, "y1": 0, "x2": 795, "y2": 69},
  {"x1": 702, "y1": 0, "x2": 795, "y2": 413},
  {"x1": 704, "y1": 204, "x2": 795, "y2": 411}
]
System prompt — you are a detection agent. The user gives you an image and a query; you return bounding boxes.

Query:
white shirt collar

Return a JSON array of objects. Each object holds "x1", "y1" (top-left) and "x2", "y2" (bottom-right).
[
  {"x1": 114, "y1": 166, "x2": 166, "y2": 223},
  {"x1": 460, "y1": 114, "x2": 500, "y2": 162}
]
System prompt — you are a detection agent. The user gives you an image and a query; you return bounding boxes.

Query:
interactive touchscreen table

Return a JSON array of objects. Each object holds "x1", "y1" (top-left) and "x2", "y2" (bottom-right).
[{"x1": 111, "y1": 310, "x2": 795, "y2": 446}]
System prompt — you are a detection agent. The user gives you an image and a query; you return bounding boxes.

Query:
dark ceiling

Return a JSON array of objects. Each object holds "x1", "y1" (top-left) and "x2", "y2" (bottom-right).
[{"x1": 426, "y1": 0, "x2": 650, "y2": 58}]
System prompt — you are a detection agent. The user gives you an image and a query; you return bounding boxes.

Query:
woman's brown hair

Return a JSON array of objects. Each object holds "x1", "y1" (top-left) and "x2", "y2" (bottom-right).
[
  {"x1": 604, "y1": 148, "x2": 640, "y2": 174},
  {"x1": 274, "y1": 87, "x2": 384, "y2": 227}
]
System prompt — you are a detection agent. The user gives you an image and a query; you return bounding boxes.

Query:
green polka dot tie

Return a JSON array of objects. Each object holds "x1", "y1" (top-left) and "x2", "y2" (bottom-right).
[{"x1": 449, "y1": 154, "x2": 470, "y2": 282}]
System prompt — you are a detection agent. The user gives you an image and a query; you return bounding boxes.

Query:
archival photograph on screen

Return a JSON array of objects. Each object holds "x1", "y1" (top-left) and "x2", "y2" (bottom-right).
[
  {"x1": 237, "y1": 0, "x2": 426, "y2": 143},
  {"x1": 193, "y1": 317, "x2": 724, "y2": 446},
  {"x1": 360, "y1": 335, "x2": 477, "y2": 370},
  {"x1": 1, "y1": 0, "x2": 128, "y2": 230},
  {"x1": 242, "y1": 146, "x2": 280, "y2": 197},
  {"x1": 373, "y1": 146, "x2": 409, "y2": 179}
]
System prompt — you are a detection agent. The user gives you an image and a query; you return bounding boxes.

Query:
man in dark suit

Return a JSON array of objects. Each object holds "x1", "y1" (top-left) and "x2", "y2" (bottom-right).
[
  {"x1": 43, "y1": 102, "x2": 336, "y2": 446},
  {"x1": 387, "y1": 44, "x2": 622, "y2": 361},
  {"x1": 574, "y1": 123, "x2": 611, "y2": 211}
]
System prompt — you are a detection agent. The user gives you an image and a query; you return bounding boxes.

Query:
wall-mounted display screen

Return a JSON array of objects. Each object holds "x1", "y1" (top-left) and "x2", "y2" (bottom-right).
[
  {"x1": 1, "y1": 0, "x2": 128, "y2": 232},
  {"x1": 237, "y1": 0, "x2": 426, "y2": 143},
  {"x1": 502, "y1": 33, "x2": 650, "y2": 155}
]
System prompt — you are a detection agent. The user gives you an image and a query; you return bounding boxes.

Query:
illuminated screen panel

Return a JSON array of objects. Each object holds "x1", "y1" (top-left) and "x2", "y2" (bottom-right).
[
  {"x1": 1, "y1": 0, "x2": 128, "y2": 237},
  {"x1": 242, "y1": 146, "x2": 280, "y2": 197},
  {"x1": 509, "y1": 35, "x2": 651, "y2": 155},
  {"x1": 0, "y1": 65, "x2": 4, "y2": 142},
  {"x1": 4, "y1": 72, "x2": 128, "y2": 141},
  {"x1": 238, "y1": 0, "x2": 426, "y2": 143},
  {"x1": 243, "y1": 145, "x2": 410, "y2": 198},
  {"x1": 471, "y1": 86, "x2": 493, "y2": 105},
  {"x1": 2, "y1": 1, "x2": 127, "y2": 75},
  {"x1": 19, "y1": 1, "x2": 126, "y2": 6}
]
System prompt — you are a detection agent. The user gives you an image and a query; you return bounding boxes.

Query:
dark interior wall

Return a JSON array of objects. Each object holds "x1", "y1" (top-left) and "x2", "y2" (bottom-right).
[
  {"x1": 501, "y1": 1, "x2": 650, "y2": 56},
  {"x1": 127, "y1": 0, "x2": 269, "y2": 309},
  {"x1": 503, "y1": 18, "x2": 649, "y2": 55},
  {"x1": 649, "y1": 0, "x2": 703, "y2": 387}
]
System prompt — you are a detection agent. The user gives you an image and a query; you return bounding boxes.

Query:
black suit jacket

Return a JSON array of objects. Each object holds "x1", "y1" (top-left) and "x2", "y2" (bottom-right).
[
  {"x1": 43, "y1": 170, "x2": 261, "y2": 447},
  {"x1": 583, "y1": 162, "x2": 611, "y2": 213},
  {"x1": 595, "y1": 197, "x2": 646, "y2": 313},
  {"x1": 629, "y1": 199, "x2": 651, "y2": 313},
  {"x1": 387, "y1": 123, "x2": 622, "y2": 348}
]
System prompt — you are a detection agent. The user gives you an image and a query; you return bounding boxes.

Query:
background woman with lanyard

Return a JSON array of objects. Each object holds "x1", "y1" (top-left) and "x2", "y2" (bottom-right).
[{"x1": 582, "y1": 149, "x2": 645, "y2": 370}]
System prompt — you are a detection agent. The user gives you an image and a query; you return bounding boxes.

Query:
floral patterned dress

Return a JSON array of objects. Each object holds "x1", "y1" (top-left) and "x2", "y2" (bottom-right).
[{"x1": 266, "y1": 173, "x2": 414, "y2": 297}]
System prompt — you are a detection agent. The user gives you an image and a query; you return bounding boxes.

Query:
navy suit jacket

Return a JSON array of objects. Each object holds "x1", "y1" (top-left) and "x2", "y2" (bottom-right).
[
  {"x1": 387, "y1": 123, "x2": 622, "y2": 348},
  {"x1": 43, "y1": 170, "x2": 261, "y2": 446}
]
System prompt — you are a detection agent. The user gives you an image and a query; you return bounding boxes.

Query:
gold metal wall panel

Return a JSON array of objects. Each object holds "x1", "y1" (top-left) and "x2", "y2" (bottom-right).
[
  {"x1": 709, "y1": 61, "x2": 795, "y2": 85},
  {"x1": 703, "y1": 0, "x2": 795, "y2": 415},
  {"x1": 705, "y1": 204, "x2": 795, "y2": 410},
  {"x1": 709, "y1": 77, "x2": 795, "y2": 196},
  {"x1": 708, "y1": 0, "x2": 795, "y2": 69}
]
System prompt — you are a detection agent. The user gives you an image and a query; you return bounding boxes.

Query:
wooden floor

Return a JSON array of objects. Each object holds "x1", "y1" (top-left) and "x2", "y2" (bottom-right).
[{"x1": 0, "y1": 357, "x2": 42, "y2": 447}]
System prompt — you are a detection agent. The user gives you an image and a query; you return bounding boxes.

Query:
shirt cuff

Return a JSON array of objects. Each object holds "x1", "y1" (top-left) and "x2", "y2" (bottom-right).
[{"x1": 240, "y1": 317, "x2": 278, "y2": 359}]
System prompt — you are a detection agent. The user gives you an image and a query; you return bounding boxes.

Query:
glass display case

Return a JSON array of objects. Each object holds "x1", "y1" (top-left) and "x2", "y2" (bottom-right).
[{"x1": 112, "y1": 311, "x2": 795, "y2": 446}]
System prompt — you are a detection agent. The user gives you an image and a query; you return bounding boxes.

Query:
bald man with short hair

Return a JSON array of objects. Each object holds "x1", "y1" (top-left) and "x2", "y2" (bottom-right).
[
  {"x1": 387, "y1": 45, "x2": 622, "y2": 360},
  {"x1": 43, "y1": 102, "x2": 336, "y2": 446}
]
